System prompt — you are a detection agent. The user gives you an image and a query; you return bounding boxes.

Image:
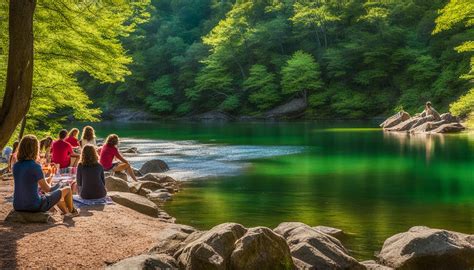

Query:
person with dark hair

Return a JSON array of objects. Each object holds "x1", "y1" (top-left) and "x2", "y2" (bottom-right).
[
  {"x1": 65, "y1": 128, "x2": 80, "y2": 148},
  {"x1": 99, "y1": 134, "x2": 137, "y2": 181},
  {"x1": 39, "y1": 136, "x2": 53, "y2": 163},
  {"x1": 13, "y1": 135, "x2": 78, "y2": 216},
  {"x1": 51, "y1": 129, "x2": 79, "y2": 169},
  {"x1": 80, "y1": 126, "x2": 97, "y2": 148},
  {"x1": 77, "y1": 145, "x2": 106, "y2": 199}
]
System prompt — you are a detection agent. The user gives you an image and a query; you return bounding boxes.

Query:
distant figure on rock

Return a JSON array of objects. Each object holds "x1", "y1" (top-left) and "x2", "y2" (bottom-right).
[{"x1": 420, "y1": 101, "x2": 441, "y2": 121}]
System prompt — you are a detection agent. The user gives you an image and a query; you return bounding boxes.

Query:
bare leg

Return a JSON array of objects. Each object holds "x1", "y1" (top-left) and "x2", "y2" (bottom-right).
[
  {"x1": 59, "y1": 187, "x2": 74, "y2": 213},
  {"x1": 113, "y1": 163, "x2": 137, "y2": 181}
]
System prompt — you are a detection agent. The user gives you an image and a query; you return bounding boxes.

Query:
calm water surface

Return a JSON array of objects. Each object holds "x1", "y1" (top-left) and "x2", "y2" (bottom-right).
[{"x1": 92, "y1": 121, "x2": 474, "y2": 260}]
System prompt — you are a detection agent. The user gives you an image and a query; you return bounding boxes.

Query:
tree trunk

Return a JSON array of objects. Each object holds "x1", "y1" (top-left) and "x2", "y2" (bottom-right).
[
  {"x1": 0, "y1": 0, "x2": 36, "y2": 150},
  {"x1": 18, "y1": 116, "x2": 27, "y2": 141}
]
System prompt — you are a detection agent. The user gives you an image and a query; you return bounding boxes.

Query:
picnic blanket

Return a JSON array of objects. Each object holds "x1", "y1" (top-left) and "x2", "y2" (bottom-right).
[{"x1": 73, "y1": 195, "x2": 114, "y2": 207}]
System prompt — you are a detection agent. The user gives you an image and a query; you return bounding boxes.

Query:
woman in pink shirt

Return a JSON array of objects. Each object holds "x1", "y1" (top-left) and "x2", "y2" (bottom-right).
[{"x1": 99, "y1": 134, "x2": 137, "y2": 181}]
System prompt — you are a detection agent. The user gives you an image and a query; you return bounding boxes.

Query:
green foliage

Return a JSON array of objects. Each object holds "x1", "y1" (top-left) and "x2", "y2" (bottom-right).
[
  {"x1": 69, "y1": 0, "x2": 473, "y2": 121},
  {"x1": 0, "y1": 0, "x2": 150, "y2": 136},
  {"x1": 243, "y1": 65, "x2": 279, "y2": 110},
  {"x1": 281, "y1": 51, "x2": 322, "y2": 100}
]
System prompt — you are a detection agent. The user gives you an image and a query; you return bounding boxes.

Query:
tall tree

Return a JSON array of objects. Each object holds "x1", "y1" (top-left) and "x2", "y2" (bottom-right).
[{"x1": 0, "y1": 0, "x2": 36, "y2": 150}]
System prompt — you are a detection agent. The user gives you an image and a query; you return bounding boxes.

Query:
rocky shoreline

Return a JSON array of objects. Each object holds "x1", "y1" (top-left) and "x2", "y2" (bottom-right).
[{"x1": 1, "y1": 156, "x2": 473, "y2": 269}]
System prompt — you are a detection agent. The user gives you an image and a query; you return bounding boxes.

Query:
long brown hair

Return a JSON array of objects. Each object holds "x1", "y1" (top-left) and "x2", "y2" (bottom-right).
[
  {"x1": 17, "y1": 135, "x2": 39, "y2": 161},
  {"x1": 81, "y1": 126, "x2": 95, "y2": 141},
  {"x1": 105, "y1": 134, "x2": 119, "y2": 146},
  {"x1": 39, "y1": 136, "x2": 53, "y2": 151},
  {"x1": 68, "y1": 128, "x2": 79, "y2": 138},
  {"x1": 79, "y1": 145, "x2": 99, "y2": 166}
]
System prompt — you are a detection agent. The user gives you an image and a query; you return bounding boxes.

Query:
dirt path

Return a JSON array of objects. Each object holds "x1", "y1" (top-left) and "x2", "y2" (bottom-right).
[{"x1": 0, "y1": 180, "x2": 179, "y2": 269}]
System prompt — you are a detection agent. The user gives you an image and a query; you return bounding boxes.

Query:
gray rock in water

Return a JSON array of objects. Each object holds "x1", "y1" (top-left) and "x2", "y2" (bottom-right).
[
  {"x1": 5, "y1": 211, "x2": 53, "y2": 223},
  {"x1": 105, "y1": 176, "x2": 130, "y2": 193},
  {"x1": 313, "y1": 225, "x2": 344, "y2": 239},
  {"x1": 175, "y1": 223, "x2": 247, "y2": 270},
  {"x1": 138, "y1": 173, "x2": 175, "y2": 183},
  {"x1": 377, "y1": 226, "x2": 474, "y2": 270},
  {"x1": 274, "y1": 222, "x2": 364, "y2": 270},
  {"x1": 430, "y1": 122, "x2": 465, "y2": 133},
  {"x1": 139, "y1": 160, "x2": 170, "y2": 175},
  {"x1": 361, "y1": 260, "x2": 393, "y2": 270},
  {"x1": 147, "y1": 191, "x2": 172, "y2": 202},
  {"x1": 106, "y1": 254, "x2": 177, "y2": 270},
  {"x1": 121, "y1": 147, "x2": 139, "y2": 154},
  {"x1": 380, "y1": 111, "x2": 411, "y2": 129},
  {"x1": 108, "y1": 192, "x2": 159, "y2": 217},
  {"x1": 230, "y1": 227, "x2": 295, "y2": 270}
]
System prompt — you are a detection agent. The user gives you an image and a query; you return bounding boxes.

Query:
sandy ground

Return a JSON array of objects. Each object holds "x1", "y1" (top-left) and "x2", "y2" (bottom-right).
[{"x1": 0, "y1": 179, "x2": 178, "y2": 269}]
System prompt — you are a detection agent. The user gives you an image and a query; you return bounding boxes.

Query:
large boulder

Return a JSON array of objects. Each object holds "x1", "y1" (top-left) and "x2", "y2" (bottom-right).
[
  {"x1": 230, "y1": 227, "x2": 294, "y2": 270},
  {"x1": 361, "y1": 260, "x2": 393, "y2": 270},
  {"x1": 5, "y1": 211, "x2": 53, "y2": 223},
  {"x1": 175, "y1": 223, "x2": 248, "y2": 270},
  {"x1": 139, "y1": 160, "x2": 170, "y2": 174},
  {"x1": 108, "y1": 192, "x2": 159, "y2": 217},
  {"x1": 380, "y1": 111, "x2": 411, "y2": 129},
  {"x1": 105, "y1": 176, "x2": 130, "y2": 193},
  {"x1": 106, "y1": 254, "x2": 177, "y2": 270},
  {"x1": 149, "y1": 225, "x2": 200, "y2": 255},
  {"x1": 386, "y1": 117, "x2": 420, "y2": 132},
  {"x1": 377, "y1": 226, "x2": 474, "y2": 270},
  {"x1": 430, "y1": 122, "x2": 465, "y2": 133},
  {"x1": 137, "y1": 181, "x2": 164, "y2": 191},
  {"x1": 440, "y1": 112, "x2": 458, "y2": 123},
  {"x1": 265, "y1": 98, "x2": 307, "y2": 119},
  {"x1": 274, "y1": 222, "x2": 364, "y2": 270}
]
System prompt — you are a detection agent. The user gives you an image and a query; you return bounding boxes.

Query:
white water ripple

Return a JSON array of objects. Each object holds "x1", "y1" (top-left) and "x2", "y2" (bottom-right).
[{"x1": 119, "y1": 138, "x2": 304, "y2": 181}]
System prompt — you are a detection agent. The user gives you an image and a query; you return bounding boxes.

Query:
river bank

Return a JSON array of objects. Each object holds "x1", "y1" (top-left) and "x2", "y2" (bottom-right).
[{"x1": 2, "y1": 174, "x2": 473, "y2": 269}]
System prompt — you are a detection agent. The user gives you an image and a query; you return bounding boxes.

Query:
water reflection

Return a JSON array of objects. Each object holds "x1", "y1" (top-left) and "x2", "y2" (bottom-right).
[{"x1": 383, "y1": 131, "x2": 445, "y2": 162}]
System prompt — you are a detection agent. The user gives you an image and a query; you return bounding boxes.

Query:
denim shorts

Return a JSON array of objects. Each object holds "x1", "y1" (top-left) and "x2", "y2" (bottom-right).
[{"x1": 39, "y1": 189, "x2": 62, "y2": 212}]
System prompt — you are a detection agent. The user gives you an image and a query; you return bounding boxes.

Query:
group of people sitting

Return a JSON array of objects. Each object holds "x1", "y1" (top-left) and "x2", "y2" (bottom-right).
[{"x1": 5, "y1": 126, "x2": 137, "y2": 217}]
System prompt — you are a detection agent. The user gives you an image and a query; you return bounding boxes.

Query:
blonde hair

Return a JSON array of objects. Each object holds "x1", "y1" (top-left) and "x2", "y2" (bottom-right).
[
  {"x1": 68, "y1": 128, "x2": 79, "y2": 138},
  {"x1": 80, "y1": 145, "x2": 99, "y2": 167},
  {"x1": 17, "y1": 135, "x2": 39, "y2": 161},
  {"x1": 81, "y1": 126, "x2": 95, "y2": 141}
]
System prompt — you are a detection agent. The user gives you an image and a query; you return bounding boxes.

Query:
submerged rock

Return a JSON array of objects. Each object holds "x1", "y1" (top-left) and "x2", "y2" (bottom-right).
[
  {"x1": 139, "y1": 160, "x2": 170, "y2": 174},
  {"x1": 230, "y1": 227, "x2": 295, "y2": 270},
  {"x1": 106, "y1": 254, "x2": 177, "y2": 270},
  {"x1": 274, "y1": 222, "x2": 364, "y2": 270},
  {"x1": 108, "y1": 192, "x2": 159, "y2": 218},
  {"x1": 313, "y1": 225, "x2": 344, "y2": 239},
  {"x1": 377, "y1": 226, "x2": 474, "y2": 270},
  {"x1": 175, "y1": 223, "x2": 247, "y2": 270}
]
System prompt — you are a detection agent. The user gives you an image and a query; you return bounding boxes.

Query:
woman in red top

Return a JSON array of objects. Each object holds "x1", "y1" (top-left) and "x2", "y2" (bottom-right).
[
  {"x1": 99, "y1": 134, "x2": 137, "y2": 181},
  {"x1": 65, "y1": 128, "x2": 80, "y2": 148}
]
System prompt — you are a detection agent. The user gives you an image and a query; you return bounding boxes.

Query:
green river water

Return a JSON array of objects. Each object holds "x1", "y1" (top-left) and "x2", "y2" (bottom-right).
[{"x1": 93, "y1": 121, "x2": 474, "y2": 260}]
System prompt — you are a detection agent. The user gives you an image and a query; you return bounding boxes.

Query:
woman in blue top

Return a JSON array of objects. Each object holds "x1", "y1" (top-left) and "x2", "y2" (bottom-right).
[{"x1": 13, "y1": 135, "x2": 79, "y2": 216}]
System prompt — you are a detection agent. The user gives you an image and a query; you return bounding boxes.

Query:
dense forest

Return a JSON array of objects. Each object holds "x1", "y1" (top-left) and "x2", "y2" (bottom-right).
[
  {"x1": 0, "y1": 0, "x2": 473, "y2": 140},
  {"x1": 80, "y1": 0, "x2": 473, "y2": 120}
]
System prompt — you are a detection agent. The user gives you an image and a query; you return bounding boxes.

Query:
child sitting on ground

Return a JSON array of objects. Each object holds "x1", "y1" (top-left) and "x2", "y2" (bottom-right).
[{"x1": 13, "y1": 135, "x2": 79, "y2": 216}]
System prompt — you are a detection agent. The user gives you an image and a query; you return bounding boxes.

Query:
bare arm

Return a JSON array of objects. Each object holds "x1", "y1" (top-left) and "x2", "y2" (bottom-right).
[
  {"x1": 115, "y1": 151, "x2": 129, "y2": 164},
  {"x1": 38, "y1": 177, "x2": 52, "y2": 193}
]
